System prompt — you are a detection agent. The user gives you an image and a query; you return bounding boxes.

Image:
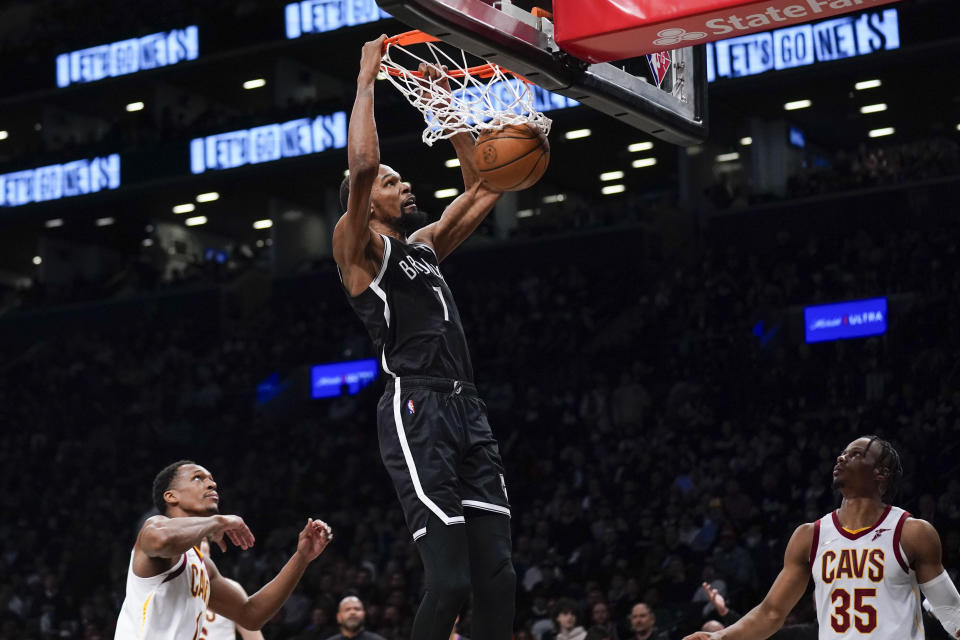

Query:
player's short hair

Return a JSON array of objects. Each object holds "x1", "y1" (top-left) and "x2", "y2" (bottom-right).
[
  {"x1": 152, "y1": 460, "x2": 195, "y2": 514},
  {"x1": 339, "y1": 173, "x2": 350, "y2": 212},
  {"x1": 861, "y1": 435, "x2": 902, "y2": 499},
  {"x1": 555, "y1": 598, "x2": 580, "y2": 619}
]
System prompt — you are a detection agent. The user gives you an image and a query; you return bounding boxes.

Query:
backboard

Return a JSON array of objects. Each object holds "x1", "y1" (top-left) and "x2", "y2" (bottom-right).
[{"x1": 375, "y1": 0, "x2": 709, "y2": 146}]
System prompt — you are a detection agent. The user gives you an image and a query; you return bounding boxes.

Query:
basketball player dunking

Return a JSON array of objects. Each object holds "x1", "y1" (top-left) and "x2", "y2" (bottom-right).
[
  {"x1": 115, "y1": 460, "x2": 332, "y2": 640},
  {"x1": 683, "y1": 436, "x2": 960, "y2": 640},
  {"x1": 333, "y1": 36, "x2": 515, "y2": 640}
]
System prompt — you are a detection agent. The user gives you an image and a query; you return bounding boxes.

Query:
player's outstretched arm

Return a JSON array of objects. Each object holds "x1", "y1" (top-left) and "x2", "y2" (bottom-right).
[
  {"x1": 134, "y1": 515, "x2": 254, "y2": 577},
  {"x1": 208, "y1": 518, "x2": 333, "y2": 631},
  {"x1": 334, "y1": 35, "x2": 387, "y2": 295},
  {"x1": 683, "y1": 524, "x2": 814, "y2": 640},
  {"x1": 905, "y1": 518, "x2": 960, "y2": 638}
]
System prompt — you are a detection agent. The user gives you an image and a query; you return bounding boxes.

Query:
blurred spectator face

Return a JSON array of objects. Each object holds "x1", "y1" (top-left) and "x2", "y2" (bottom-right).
[
  {"x1": 630, "y1": 604, "x2": 655, "y2": 633},
  {"x1": 337, "y1": 597, "x2": 365, "y2": 633},
  {"x1": 557, "y1": 610, "x2": 576, "y2": 631},
  {"x1": 591, "y1": 602, "x2": 609, "y2": 626},
  {"x1": 310, "y1": 607, "x2": 327, "y2": 626}
]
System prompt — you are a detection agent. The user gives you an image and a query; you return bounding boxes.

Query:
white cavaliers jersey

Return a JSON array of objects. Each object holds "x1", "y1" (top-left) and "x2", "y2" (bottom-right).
[
  {"x1": 115, "y1": 545, "x2": 211, "y2": 640},
  {"x1": 811, "y1": 505, "x2": 923, "y2": 640},
  {"x1": 199, "y1": 610, "x2": 236, "y2": 640}
]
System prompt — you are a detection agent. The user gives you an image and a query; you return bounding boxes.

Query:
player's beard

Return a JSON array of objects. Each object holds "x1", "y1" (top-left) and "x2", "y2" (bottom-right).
[{"x1": 397, "y1": 206, "x2": 427, "y2": 235}]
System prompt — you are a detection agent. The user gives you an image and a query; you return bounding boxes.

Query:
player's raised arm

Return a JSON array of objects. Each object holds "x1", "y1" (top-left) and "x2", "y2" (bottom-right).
[
  {"x1": 407, "y1": 64, "x2": 501, "y2": 262},
  {"x1": 683, "y1": 524, "x2": 814, "y2": 640},
  {"x1": 208, "y1": 518, "x2": 333, "y2": 631},
  {"x1": 333, "y1": 35, "x2": 387, "y2": 294},
  {"x1": 905, "y1": 518, "x2": 960, "y2": 638}
]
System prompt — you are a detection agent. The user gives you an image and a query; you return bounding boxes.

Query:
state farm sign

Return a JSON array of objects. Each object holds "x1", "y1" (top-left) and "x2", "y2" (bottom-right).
[{"x1": 553, "y1": 0, "x2": 903, "y2": 63}]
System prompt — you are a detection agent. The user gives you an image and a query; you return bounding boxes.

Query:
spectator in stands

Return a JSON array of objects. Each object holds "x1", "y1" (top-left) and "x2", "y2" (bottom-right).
[
  {"x1": 629, "y1": 603, "x2": 670, "y2": 640},
  {"x1": 554, "y1": 599, "x2": 587, "y2": 640},
  {"x1": 324, "y1": 597, "x2": 387, "y2": 640}
]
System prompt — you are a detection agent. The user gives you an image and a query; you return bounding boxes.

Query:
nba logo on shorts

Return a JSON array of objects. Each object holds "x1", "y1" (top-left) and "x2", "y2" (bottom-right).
[{"x1": 407, "y1": 399, "x2": 416, "y2": 415}]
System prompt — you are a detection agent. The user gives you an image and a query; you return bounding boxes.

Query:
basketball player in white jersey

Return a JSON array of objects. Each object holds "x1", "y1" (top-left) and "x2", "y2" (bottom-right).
[
  {"x1": 683, "y1": 435, "x2": 960, "y2": 640},
  {"x1": 115, "y1": 460, "x2": 333, "y2": 640}
]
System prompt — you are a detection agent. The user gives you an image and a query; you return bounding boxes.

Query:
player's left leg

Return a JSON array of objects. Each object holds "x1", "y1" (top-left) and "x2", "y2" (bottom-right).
[
  {"x1": 458, "y1": 394, "x2": 515, "y2": 639},
  {"x1": 465, "y1": 509, "x2": 516, "y2": 640}
]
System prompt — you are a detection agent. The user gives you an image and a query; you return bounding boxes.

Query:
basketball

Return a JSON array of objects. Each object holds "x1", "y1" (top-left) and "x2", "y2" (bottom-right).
[{"x1": 474, "y1": 124, "x2": 550, "y2": 192}]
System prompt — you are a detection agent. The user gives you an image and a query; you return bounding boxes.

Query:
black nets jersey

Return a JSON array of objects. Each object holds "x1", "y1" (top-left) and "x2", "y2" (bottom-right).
[{"x1": 341, "y1": 234, "x2": 474, "y2": 381}]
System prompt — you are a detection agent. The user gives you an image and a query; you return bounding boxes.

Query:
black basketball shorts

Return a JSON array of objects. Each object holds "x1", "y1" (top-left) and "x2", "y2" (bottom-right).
[{"x1": 377, "y1": 376, "x2": 511, "y2": 540}]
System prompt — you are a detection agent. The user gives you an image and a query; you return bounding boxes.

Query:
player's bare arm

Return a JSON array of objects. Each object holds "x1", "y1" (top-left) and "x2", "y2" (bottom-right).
[
  {"x1": 334, "y1": 35, "x2": 387, "y2": 297},
  {"x1": 904, "y1": 518, "x2": 960, "y2": 638},
  {"x1": 133, "y1": 514, "x2": 254, "y2": 577},
  {"x1": 407, "y1": 64, "x2": 501, "y2": 262},
  {"x1": 208, "y1": 518, "x2": 332, "y2": 631},
  {"x1": 683, "y1": 523, "x2": 814, "y2": 640}
]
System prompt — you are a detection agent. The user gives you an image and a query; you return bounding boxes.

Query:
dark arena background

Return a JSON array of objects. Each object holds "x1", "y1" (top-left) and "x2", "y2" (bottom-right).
[{"x1": 1, "y1": 0, "x2": 960, "y2": 639}]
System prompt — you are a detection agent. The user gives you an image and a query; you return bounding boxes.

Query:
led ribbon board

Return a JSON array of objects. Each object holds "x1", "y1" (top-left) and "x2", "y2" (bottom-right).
[
  {"x1": 804, "y1": 297, "x2": 887, "y2": 343},
  {"x1": 311, "y1": 358, "x2": 379, "y2": 398},
  {"x1": 452, "y1": 79, "x2": 579, "y2": 117},
  {"x1": 189, "y1": 112, "x2": 347, "y2": 174},
  {"x1": 707, "y1": 8, "x2": 899, "y2": 81},
  {"x1": 56, "y1": 27, "x2": 199, "y2": 88},
  {"x1": 285, "y1": 0, "x2": 389, "y2": 39},
  {"x1": 0, "y1": 155, "x2": 121, "y2": 208}
]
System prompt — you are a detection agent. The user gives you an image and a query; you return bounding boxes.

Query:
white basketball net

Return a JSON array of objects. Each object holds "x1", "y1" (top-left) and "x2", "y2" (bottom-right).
[{"x1": 380, "y1": 37, "x2": 552, "y2": 147}]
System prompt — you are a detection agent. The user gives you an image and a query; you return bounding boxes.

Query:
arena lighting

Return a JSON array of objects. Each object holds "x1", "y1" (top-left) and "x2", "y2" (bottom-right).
[
  {"x1": 599, "y1": 171, "x2": 624, "y2": 181},
  {"x1": 444, "y1": 158, "x2": 461, "y2": 168},
  {"x1": 44, "y1": 218, "x2": 64, "y2": 228},
  {"x1": 126, "y1": 102, "x2": 145, "y2": 112},
  {"x1": 542, "y1": 194, "x2": 566, "y2": 204},
  {"x1": 0, "y1": 130, "x2": 7, "y2": 140},
  {"x1": 860, "y1": 104, "x2": 888, "y2": 114},
  {"x1": 855, "y1": 79, "x2": 882, "y2": 90},
  {"x1": 628, "y1": 142, "x2": 653, "y2": 152},
  {"x1": 190, "y1": 111, "x2": 346, "y2": 174},
  {"x1": 172, "y1": 203, "x2": 195, "y2": 214},
  {"x1": 285, "y1": 0, "x2": 389, "y2": 39},
  {"x1": 805, "y1": 297, "x2": 887, "y2": 343},
  {"x1": 564, "y1": 129, "x2": 591, "y2": 140},
  {"x1": 1, "y1": 154, "x2": 121, "y2": 207},
  {"x1": 142, "y1": 238, "x2": 154, "y2": 247},
  {"x1": 243, "y1": 78, "x2": 266, "y2": 90},
  {"x1": 32, "y1": 256, "x2": 42, "y2": 265},
  {"x1": 196, "y1": 192, "x2": 219, "y2": 203},
  {"x1": 57, "y1": 26, "x2": 199, "y2": 88},
  {"x1": 601, "y1": 184, "x2": 625, "y2": 195},
  {"x1": 632, "y1": 157, "x2": 657, "y2": 168},
  {"x1": 784, "y1": 99, "x2": 812, "y2": 111},
  {"x1": 740, "y1": 137, "x2": 753, "y2": 146},
  {"x1": 95, "y1": 217, "x2": 115, "y2": 227},
  {"x1": 434, "y1": 188, "x2": 459, "y2": 199},
  {"x1": 707, "y1": 10, "x2": 900, "y2": 82},
  {"x1": 516, "y1": 209, "x2": 535, "y2": 218},
  {"x1": 185, "y1": 215, "x2": 207, "y2": 226},
  {"x1": 869, "y1": 127, "x2": 895, "y2": 138},
  {"x1": 253, "y1": 219, "x2": 273, "y2": 229},
  {"x1": 717, "y1": 152, "x2": 740, "y2": 163}
]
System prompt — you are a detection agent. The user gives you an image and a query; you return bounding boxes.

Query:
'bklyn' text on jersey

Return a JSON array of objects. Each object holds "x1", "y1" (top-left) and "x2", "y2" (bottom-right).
[{"x1": 399, "y1": 255, "x2": 444, "y2": 281}]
